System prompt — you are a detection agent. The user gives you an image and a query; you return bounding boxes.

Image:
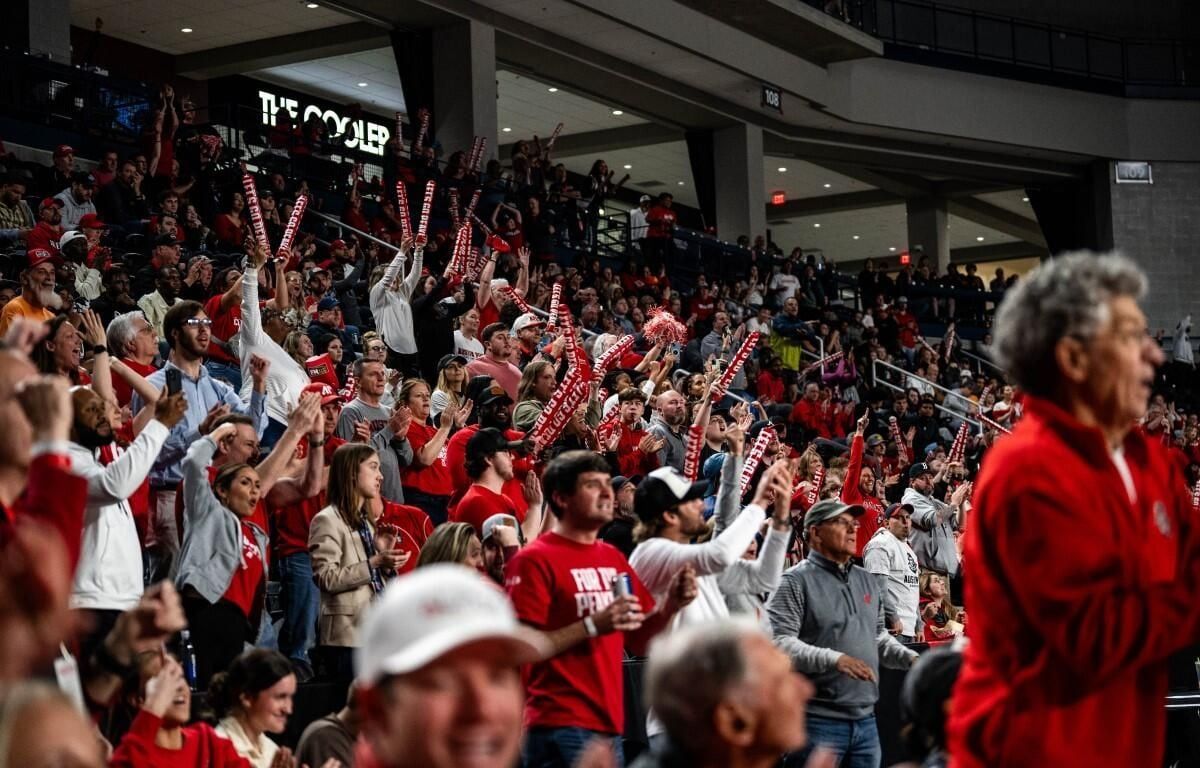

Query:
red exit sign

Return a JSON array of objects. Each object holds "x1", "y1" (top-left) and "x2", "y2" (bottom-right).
[
  {"x1": 899, "y1": 251, "x2": 911, "y2": 265},
  {"x1": 771, "y1": 191, "x2": 786, "y2": 205}
]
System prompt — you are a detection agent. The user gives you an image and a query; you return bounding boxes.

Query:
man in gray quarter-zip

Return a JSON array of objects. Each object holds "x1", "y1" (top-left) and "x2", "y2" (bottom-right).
[{"x1": 768, "y1": 498, "x2": 918, "y2": 768}]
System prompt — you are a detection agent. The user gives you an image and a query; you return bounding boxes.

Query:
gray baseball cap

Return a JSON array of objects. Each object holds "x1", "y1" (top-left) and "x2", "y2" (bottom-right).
[{"x1": 803, "y1": 498, "x2": 865, "y2": 530}]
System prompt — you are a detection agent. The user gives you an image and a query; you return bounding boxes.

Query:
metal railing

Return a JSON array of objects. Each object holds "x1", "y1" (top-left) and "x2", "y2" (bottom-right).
[
  {"x1": 868, "y1": 0, "x2": 1197, "y2": 90},
  {"x1": 872, "y1": 357, "x2": 987, "y2": 431}
]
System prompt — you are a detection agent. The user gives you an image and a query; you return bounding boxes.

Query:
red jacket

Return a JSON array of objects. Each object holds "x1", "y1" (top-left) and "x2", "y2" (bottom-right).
[
  {"x1": 612, "y1": 421, "x2": 659, "y2": 478},
  {"x1": 789, "y1": 397, "x2": 831, "y2": 439},
  {"x1": 948, "y1": 396, "x2": 1200, "y2": 768},
  {"x1": 840, "y1": 433, "x2": 886, "y2": 558},
  {"x1": 0, "y1": 452, "x2": 88, "y2": 572}
]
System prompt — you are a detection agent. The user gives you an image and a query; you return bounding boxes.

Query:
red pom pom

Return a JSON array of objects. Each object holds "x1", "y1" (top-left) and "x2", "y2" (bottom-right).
[{"x1": 643, "y1": 307, "x2": 687, "y2": 347}]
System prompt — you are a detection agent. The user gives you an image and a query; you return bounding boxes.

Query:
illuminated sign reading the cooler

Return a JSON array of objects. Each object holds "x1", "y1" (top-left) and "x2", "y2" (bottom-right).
[{"x1": 257, "y1": 90, "x2": 391, "y2": 156}]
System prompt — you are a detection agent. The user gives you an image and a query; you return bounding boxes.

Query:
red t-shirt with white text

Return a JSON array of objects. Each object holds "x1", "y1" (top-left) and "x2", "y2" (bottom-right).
[{"x1": 504, "y1": 532, "x2": 655, "y2": 734}]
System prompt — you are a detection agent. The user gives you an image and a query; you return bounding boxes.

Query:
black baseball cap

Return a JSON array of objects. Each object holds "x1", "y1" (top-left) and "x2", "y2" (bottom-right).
[
  {"x1": 908, "y1": 462, "x2": 934, "y2": 479},
  {"x1": 634, "y1": 467, "x2": 708, "y2": 523},
  {"x1": 438, "y1": 353, "x2": 468, "y2": 371},
  {"x1": 465, "y1": 428, "x2": 527, "y2": 462},
  {"x1": 476, "y1": 381, "x2": 513, "y2": 408}
]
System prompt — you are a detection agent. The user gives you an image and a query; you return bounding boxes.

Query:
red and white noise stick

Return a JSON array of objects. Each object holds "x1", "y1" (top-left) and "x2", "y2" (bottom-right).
[
  {"x1": 559, "y1": 304, "x2": 588, "y2": 371},
  {"x1": 1192, "y1": 478, "x2": 1200, "y2": 513},
  {"x1": 448, "y1": 188, "x2": 461, "y2": 230},
  {"x1": 806, "y1": 466, "x2": 826, "y2": 507},
  {"x1": 977, "y1": 412, "x2": 1013, "y2": 435},
  {"x1": 499, "y1": 285, "x2": 534, "y2": 315},
  {"x1": 448, "y1": 223, "x2": 471, "y2": 274},
  {"x1": 594, "y1": 335, "x2": 635, "y2": 377},
  {"x1": 890, "y1": 416, "x2": 910, "y2": 463},
  {"x1": 739, "y1": 427, "x2": 776, "y2": 497},
  {"x1": 413, "y1": 108, "x2": 430, "y2": 155},
  {"x1": 463, "y1": 189, "x2": 481, "y2": 223},
  {"x1": 529, "y1": 373, "x2": 589, "y2": 453},
  {"x1": 545, "y1": 122, "x2": 564, "y2": 154},
  {"x1": 468, "y1": 136, "x2": 487, "y2": 173},
  {"x1": 466, "y1": 246, "x2": 487, "y2": 282},
  {"x1": 546, "y1": 282, "x2": 563, "y2": 334},
  {"x1": 948, "y1": 421, "x2": 970, "y2": 464},
  {"x1": 683, "y1": 424, "x2": 705, "y2": 481},
  {"x1": 801, "y1": 351, "x2": 843, "y2": 379},
  {"x1": 393, "y1": 112, "x2": 405, "y2": 155},
  {"x1": 943, "y1": 326, "x2": 957, "y2": 363},
  {"x1": 277, "y1": 194, "x2": 308, "y2": 259},
  {"x1": 241, "y1": 174, "x2": 270, "y2": 253},
  {"x1": 415, "y1": 179, "x2": 436, "y2": 246},
  {"x1": 394, "y1": 181, "x2": 413, "y2": 243},
  {"x1": 713, "y1": 331, "x2": 760, "y2": 397}
]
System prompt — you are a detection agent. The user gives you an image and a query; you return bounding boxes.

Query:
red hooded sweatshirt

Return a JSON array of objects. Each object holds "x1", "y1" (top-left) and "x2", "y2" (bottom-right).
[{"x1": 948, "y1": 396, "x2": 1200, "y2": 767}]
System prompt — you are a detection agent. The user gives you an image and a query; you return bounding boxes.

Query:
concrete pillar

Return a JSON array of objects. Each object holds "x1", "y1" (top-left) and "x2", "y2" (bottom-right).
[
  {"x1": 432, "y1": 20, "x2": 496, "y2": 166},
  {"x1": 906, "y1": 196, "x2": 950, "y2": 273},
  {"x1": 12, "y1": 0, "x2": 71, "y2": 62},
  {"x1": 713, "y1": 123, "x2": 765, "y2": 241}
]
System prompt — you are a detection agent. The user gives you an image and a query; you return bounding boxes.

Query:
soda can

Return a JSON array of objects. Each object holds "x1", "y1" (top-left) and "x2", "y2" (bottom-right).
[{"x1": 611, "y1": 573, "x2": 633, "y2": 598}]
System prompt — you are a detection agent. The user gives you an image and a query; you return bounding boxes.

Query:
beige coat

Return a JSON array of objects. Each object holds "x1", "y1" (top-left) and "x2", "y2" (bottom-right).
[{"x1": 308, "y1": 505, "x2": 374, "y2": 648}]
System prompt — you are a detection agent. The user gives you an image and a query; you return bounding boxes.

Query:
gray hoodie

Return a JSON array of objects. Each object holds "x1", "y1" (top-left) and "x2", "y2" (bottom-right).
[
  {"x1": 768, "y1": 550, "x2": 917, "y2": 720},
  {"x1": 902, "y1": 486, "x2": 960, "y2": 577}
]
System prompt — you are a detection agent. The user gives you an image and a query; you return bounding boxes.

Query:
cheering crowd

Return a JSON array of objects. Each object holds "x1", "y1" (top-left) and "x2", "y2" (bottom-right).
[{"x1": 0, "y1": 92, "x2": 1198, "y2": 768}]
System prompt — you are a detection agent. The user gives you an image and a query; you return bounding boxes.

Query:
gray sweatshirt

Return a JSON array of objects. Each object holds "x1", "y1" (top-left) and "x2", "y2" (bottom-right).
[
  {"x1": 647, "y1": 414, "x2": 686, "y2": 472},
  {"x1": 902, "y1": 486, "x2": 960, "y2": 577},
  {"x1": 335, "y1": 399, "x2": 413, "y2": 504},
  {"x1": 768, "y1": 550, "x2": 917, "y2": 720}
]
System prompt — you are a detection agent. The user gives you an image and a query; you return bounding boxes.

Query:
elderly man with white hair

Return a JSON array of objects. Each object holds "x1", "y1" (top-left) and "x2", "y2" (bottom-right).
[
  {"x1": 949, "y1": 252, "x2": 1200, "y2": 768},
  {"x1": 631, "y1": 619, "x2": 819, "y2": 768}
]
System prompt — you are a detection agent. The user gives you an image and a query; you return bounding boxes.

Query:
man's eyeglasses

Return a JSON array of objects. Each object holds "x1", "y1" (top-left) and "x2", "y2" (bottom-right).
[
  {"x1": 184, "y1": 318, "x2": 212, "y2": 328},
  {"x1": 821, "y1": 516, "x2": 860, "y2": 531}
]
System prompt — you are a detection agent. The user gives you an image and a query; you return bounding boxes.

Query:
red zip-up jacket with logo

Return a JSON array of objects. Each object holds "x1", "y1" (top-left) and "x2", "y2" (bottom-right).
[
  {"x1": 840, "y1": 433, "x2": 887, "y2": 558},
  {"x1": 949, "y1": 396, "x2": 1200, "y2": 767}
]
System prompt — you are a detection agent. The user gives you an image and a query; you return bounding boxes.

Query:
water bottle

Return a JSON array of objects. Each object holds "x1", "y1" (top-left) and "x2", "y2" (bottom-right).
[{"x1": 181, "y1": 630, "x2": 198, "y2": 690}]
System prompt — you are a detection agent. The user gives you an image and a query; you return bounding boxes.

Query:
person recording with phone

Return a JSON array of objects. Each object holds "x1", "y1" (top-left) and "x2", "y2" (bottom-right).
[{"x1": 132, "y1": 300, "x2": 269, "y2": 577}]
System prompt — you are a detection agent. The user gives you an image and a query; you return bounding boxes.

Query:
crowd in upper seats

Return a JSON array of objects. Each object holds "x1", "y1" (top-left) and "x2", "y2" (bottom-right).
[{"x1": 0, "y1": 79, "x2": 1196, "y2": 768}]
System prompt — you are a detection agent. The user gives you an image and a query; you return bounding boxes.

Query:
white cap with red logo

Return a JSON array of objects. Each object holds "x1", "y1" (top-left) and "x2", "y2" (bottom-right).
[{"x1": 355, "y1": 564, "x2": 547, "y2": 684}]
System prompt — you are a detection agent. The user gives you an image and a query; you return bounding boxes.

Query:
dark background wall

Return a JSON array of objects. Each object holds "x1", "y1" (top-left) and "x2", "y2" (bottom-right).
[
  {"x1": 1107, "y1": 162, "x2": 1200, "y2": 332},
  {"x1": 937, "y1": 0, "x2": 1190, "y2": 39}
]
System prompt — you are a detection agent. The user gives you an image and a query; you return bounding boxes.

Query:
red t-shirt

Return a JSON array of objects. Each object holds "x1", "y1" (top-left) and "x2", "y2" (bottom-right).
[
  {"x1": 110, "y1": 711, "x2": 249, "y2": 768},
  {"x1": 222, "y1": 521, "x2": 265, "y2": 618},
  {"x1": 402, "y1": 421, "x2": 453, "y2": 496},
  {"x1": 756, "y1": 370, "x2": 785, "y2": 404},
  {"x1": 445, "y1": 425, "x2": 532, "y2": 517},
  {"x1": 504, "y1": 532, "x2": 655, "y2": 734},
  {"x1": 476, "y1": 294, "x2": 500, "y2": 331},
  {"x1": 204, "y1": 294, "x2": 241, "y2": 365},
  {"x1": 613, "y1": 422, "x2": 659, "y2": 478},
  {"x1": 377, "y1": 500, "x2": 434, "y2": 576},
  {"x1": 452, "y1": 484, "x2": 520, "y2": 535},
  {"x1": 270, "y1": 437, "x2": 346, "y2": 559},
  {"x1": 645, "y1": 206, "x2": 676, "y2": 239},
  {"x1": 113, "y1": 358, "x2": 159, "y2": 406}
]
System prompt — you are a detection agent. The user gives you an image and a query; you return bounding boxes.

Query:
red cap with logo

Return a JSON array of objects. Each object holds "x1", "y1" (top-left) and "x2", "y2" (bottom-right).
[
  {"x1": 40, "y1": 197, "x2": 63, "y2": 210},
  {"x1": 303, "y1": 381, "x2": 343, "y2": 406},
  {"x1": 27, "y1": 248, "x2": 63, "y2": 269},
  {"x1": 79, "y1": 213, "x2": 107, "y2": 229},
  {"x1": 53, "y1": 144, "x2": 74, "y2": 158},
  {"x1": 329, "y1": 239, "x2": 347, "y2": 251}
]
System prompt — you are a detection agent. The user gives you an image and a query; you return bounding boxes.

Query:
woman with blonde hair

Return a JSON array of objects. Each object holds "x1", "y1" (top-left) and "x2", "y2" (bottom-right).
[
  {"x1": 513, "y1": 359, "x2": 557, "y2": 432},
  {"x1": 416, "y1": 522, "x2": 483, "y2": 571},
  {"x1": 309, "y1": 443, "x2": 406, "y2": 683},
  {"x1": 283, "y1": 329, "x2": 313, "y2": 368},
  {"x1": 430, "y1": 353, "x2": 468, "y2": 422}
]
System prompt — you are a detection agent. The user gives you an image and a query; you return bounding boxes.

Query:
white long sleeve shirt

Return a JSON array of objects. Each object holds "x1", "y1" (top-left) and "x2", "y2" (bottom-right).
[
  {"x1": 69, "y1": 420, "x2": 170, "y2": 610},
  {"x1": 629, "y1": 493, "x2": 768, "y2": 737},
  {"x1": 238, "y1": 267, "x2": 312, "y2": 425},
  {"x1": 370, "y1": 249, "x2": 423, "y2": 355}
]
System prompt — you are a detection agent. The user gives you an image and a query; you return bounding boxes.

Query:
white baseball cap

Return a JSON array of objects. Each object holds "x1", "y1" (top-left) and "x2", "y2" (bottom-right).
[
  {"x1": 512, "y1": 312, "x2": 545, "y2": 334},
  {"x1": 355, "y1": 564, "x2": 547, "y2": 684}
]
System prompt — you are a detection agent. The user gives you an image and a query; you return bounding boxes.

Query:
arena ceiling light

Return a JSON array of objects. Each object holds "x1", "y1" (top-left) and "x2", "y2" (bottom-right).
[
  {"x1": 181, "y1": 27, "x2": 193, "y2": 33},
  {"x1": 777, "y1": 167, "x2": 787, "y2": 172},
  {"x1": 357, "y1": 82, "x2": 368, "y2": 87},
  {"x1": 623, "y1": 164, "x2": 632, "y2": 169},
  {"x1": 976, "y1": 236, "x2": 985, "y2": 241},
  {"x1": 1022, "y1": 196, "x2": 1030, "y2": 202},
  {"x1": 813, "y1": 223, "x2": 821, "y2": 228},
  {"x1": 677, "y1": 181, "x2": 685, "y2": 186},
  {"x1": 547, "y1": 87, "x2": 558, "y2": 93},
  {"x1": 306, "y1": 2, "x2": 319, "y2": 6},
  {"x1": 502, "y1": 127, "x2": 512, "y2": 132},
  {"x1": 852, "y1": 235, "x2": 860, "y2": 240},
  {"x1": 888, "y1": 247, "x2": 896, "y2": 252},
  {"x1": 823, "y1": 183, "x2": 832, "y2": 188},
  {"x1": 611, "y1": 109, "x2": 624, "y2": 116}
]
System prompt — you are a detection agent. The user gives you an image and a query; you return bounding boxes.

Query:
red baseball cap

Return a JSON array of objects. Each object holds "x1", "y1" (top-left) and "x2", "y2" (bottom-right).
[
  {"x1": 53, "y1": 144, "x2": 74, "y2": 158},
  {"x1": 329, "y1": 239, "x2": 348, "y2": 251},
  {"x1": 303, "y1": 382, "x2": 344, "y2": 406},
  {"x1": 79, "y1": 213, "x2": 107, "y2": 229},
  {"x1": 27, "y1": 248, "x2": 63, "y2": 269},
  {"x1": 40, "y1": 197, "x2": 63, "y2": 210}
]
